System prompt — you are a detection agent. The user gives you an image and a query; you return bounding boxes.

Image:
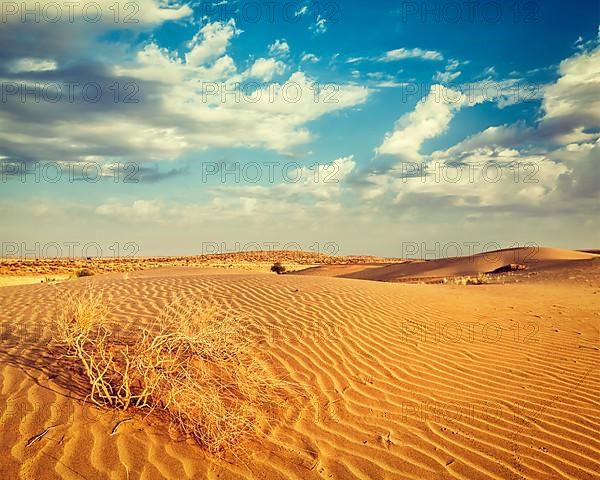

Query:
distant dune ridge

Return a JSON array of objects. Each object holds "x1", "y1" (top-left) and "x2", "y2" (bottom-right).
[
  {"x1": 0, "y1": 250, "x2": 406, "y2": 279},
  {"x1": 0, "y1": 247, "x2": 598, "y2": 478},
  {"x1": 294, "y1": 247, "x2": 599, "y2": 282}
]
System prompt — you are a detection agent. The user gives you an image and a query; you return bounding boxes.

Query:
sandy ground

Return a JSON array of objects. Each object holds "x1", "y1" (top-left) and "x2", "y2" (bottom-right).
[
  {"x1": 0, "y1": 276, "x2": 71, "y2": 288},
  {"x1": 0, "y1": 250, "x2": 598, "y2": 479},
  {"x1": 294, "y1": 247, "x2": 600, "y2": 284}
]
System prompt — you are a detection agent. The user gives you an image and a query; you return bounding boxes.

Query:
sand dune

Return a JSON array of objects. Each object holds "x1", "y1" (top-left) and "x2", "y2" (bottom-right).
[
  {"x1": 0, "y1": 263, "x2": 598, "y2": 479},
  {"x1": 295, "y1": 247, "x2": 599, "y2": 282}
]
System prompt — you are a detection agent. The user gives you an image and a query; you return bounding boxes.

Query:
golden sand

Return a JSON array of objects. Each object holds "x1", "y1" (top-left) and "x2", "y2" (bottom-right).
[{"x1": 0, "y1": 248, "x2": 598, "y2": 479}]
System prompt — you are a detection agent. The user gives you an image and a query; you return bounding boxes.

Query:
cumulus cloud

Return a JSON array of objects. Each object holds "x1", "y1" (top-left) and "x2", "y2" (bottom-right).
[
  {"x1": 246, "y1": 57, "x2": 286, "y2": 81},
  {"x1": 0, "y1": 19, "x2": 370, "y2": 167},
  {"x1": 185, "y1": 20, "x2": 241, "y2": 66},
  {"x1": 551, "y1": 140, "x2": 600, "y2": 201},
  {"x1": 416, "y1": 147, "x2": 568, "y2": 208},
  {"x1": 361, "y1": 43, "x2": 600, "y2": 213},
  {"x1": 538, "y1": 45, "x2": 600, "y2": 144},
  {"x1": 377, "y1": 85, "x2": 466, "y2": 160}
]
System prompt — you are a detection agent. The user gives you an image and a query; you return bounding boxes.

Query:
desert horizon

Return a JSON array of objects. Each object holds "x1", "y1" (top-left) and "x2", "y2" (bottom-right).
[{"x1": 0, "y1": 244, "x2": 597, "y2": 284}]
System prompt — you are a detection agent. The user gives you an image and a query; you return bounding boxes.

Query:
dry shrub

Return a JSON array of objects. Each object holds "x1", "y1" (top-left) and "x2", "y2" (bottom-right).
[
  {"x1": 446, "y1": 273, "x2": 491, "y2": 285},
  {"x1": 75, "y1": 269, "x2": 94, "y2": 277},
  {"x1": 53, "y1": 288, "x2": 288, "y2": 453},
  {"x1": 468, "y1": 273, "x2": 491, "y2": 285}
]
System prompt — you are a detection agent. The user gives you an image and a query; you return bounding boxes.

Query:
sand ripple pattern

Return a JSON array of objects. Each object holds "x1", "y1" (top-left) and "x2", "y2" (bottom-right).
[{"x1": 0, "y1": 268, "x2": 598, "y2": 479}]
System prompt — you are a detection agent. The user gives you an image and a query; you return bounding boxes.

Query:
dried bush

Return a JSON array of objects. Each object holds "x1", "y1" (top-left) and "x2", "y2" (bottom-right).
[
  {"x1": 468, "y1": 273, "x2": 491, "y2": 285},
  {"x1": 270, "y1": 262, "x2": 286, "y2": 275},
  {"x1": 52, "y1": 288, "x2": 288, "y2": 453},
  {"x1": 75, "y1": 269, "x2": 94, "y2": 277},
  {"x1": 446, "y1": 273, "x2": 491, "y2": 285}
]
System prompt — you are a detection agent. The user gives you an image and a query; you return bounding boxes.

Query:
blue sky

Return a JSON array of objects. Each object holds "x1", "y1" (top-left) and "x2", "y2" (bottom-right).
[{"x1": 0, "y1": 1, "x2": 598, "y2": 257}]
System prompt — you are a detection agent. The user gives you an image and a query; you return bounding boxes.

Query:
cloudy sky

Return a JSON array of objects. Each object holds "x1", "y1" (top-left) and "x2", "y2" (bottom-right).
[{"x1": 1, "y1": 0, "x2": 598, "y2": 257}]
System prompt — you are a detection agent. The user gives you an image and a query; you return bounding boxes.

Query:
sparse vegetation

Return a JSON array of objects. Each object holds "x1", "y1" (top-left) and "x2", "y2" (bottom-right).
[
  {"x1": 42, "y1": 276, "x2": 59, "y2": 283},
  {"x1": 52, "y1": 288, "x2": 289, "y2": 453},
  {"x1": 75, "y1": 269, "x2": 94, "y2": 277},
  {"x1": 468, "y1": 273, "x2": 491, "y2": 285},
  {"x1": 446, "y1": 273, "x2": 491, "y2": 285},
  {"x1": 270, "y1": 262, "x2": 286, "y2": 275}
]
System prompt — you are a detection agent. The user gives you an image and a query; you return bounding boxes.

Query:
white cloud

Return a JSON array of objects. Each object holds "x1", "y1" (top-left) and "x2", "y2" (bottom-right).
[
  {"x1": 434, "y1": 58, "x2": 462, "y2": 83},
  {"x1": 185, "y1": 19, "x2": 241, "y2": 66},
  {"x1": 346, "y1": 48, "x2": 443, "y2": 65},
  {"x1": 301, "y1": 53, "x2": 320, "y2": 63},
  {"x1": 246, "y1": 57, "x2": 286, "y2": 81},
  {"x1": 364, "y1": 72, "x2": 408, "y2": 89},
  {"x1": 483, "y1": 66, "x2": 497, "y2": 77},
  {"x1": 0, "y1": 20, "x2": 370, "y2": 165},
  {"x1": 216, "y1": 156, "x2": 356, "y2": 201},
  {"x1": 92, "y1": 156, "x2": 356, "y2": 225},
  {"x1": 10, "y1": 58, "x2": 57, "y2": 72},
  {"x1": 375, "y1": 81, "x2": 410, "y2": 88},
  {"x1": 310, "y1": 15, "x2": 328, "y2": 34},
  {"x1": 377, "y1": 85, "x2": 466, "y2": 159},
  {"x1": 268, "y1": 39, "x2": 290, "y2": 58},
  {"x1": 433, "y1": 70, "x2": 461, "y2": 83},
  {"x1": 295, "y1": 5, "x2": 308, "y2": 16},
  {"x1": 539, "y1": 45, "x2": 600, "y2": 144},
  {"x1": 362, "y1": 44, "x2": 600, "y2": 211},
  {"x1": 415, "y1": 147, "x2": 568, "y2": 208},
  {"x1": 383, "y1": 48, "x2": 443, "y2": 62},
  {"x1": 442, "y1": 123, "x2": 534, "y2": 154}
]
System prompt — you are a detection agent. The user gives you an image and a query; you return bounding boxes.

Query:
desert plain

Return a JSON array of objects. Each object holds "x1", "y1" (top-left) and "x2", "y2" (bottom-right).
[{"x1": 0, "y1": 246, "x2": 598, "y2": 479}]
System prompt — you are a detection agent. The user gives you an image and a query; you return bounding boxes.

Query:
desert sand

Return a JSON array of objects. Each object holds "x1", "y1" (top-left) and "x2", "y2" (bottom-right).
[
  {"x1": 294, "y1": 247, "x2": 599, "y2": 283},
  {"x1": 0, "y1": 248, "x2": 598, "y2": 479}
]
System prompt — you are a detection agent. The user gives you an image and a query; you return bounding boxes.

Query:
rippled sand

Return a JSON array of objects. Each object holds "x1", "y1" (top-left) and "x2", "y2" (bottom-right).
[{"x1": 0, "y1": 257, "x2": 598, "y2": 479}]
